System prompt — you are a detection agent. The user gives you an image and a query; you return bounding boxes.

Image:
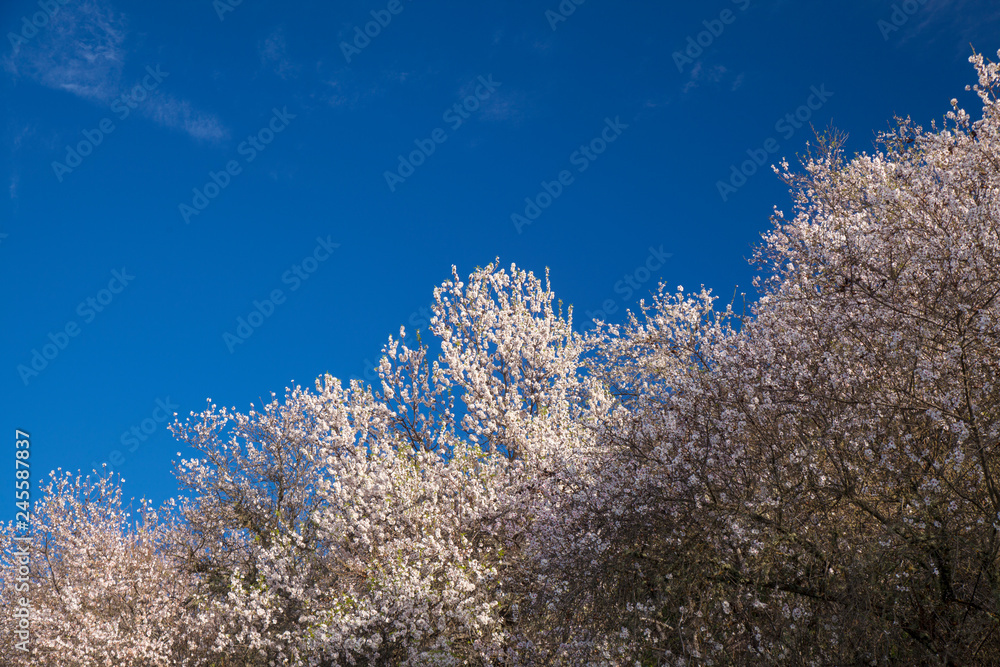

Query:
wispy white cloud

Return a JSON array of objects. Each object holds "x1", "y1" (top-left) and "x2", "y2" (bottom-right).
[
  {"x1": 5, "y1": 124, "x2": 35, "y2": 201},
  {"x1": 477, "y1": 93, "x2": 527, "y2": 124},
  {"x1": 3, "y1": 0, "x2": 127, "y2": 102},
  {"x1": 144, "y1": 94, "x2": 229, "y2": 142},
  {"x1": 4, "y1": 0, "x2": 227, "y2": 142},
  {"x1": 259, "y1": 27, "x2": 298, "y2": 79},
  {"x1": 681, "y1": 62, "x2": 741, "y2": 95},
  {"x1": 887, "y1": 0, "x2": 1000, "y2": 55},
  {"x1": 320, "y1": 74, "x2": 399, "y2": 110},
  {"x1": 455, "y1": 76, "x2": 527, "y2": 125}
]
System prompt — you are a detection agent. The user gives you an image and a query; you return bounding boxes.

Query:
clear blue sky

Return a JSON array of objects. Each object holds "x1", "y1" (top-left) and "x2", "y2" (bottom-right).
[{"x1": 2, "y1": 0, "x2": 998, "y2": 519}]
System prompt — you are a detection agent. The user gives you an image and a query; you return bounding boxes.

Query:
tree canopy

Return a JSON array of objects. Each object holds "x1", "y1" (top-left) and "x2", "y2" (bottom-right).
[{"x1": 5, "y1": 51, "x2": 1000, "y2": 666}]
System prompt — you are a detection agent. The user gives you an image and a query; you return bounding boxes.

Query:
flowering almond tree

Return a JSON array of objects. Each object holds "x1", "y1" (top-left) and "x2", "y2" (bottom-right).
[
  {"x1": 0, "y1": 471, "x2": 197, "y2": 666},
  {"x1": 159, "y1": 261, "x2": 610, "y2": 665},
  {"x1": 5, "y1": 50, "x2": 1000, "y2": 666},
  {"x1": 553, "y1": 51, "x2": 1000, "y2": 664}
]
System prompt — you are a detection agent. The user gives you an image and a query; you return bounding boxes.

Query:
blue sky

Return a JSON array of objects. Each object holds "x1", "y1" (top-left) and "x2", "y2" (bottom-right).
[{"x1": 2, "y1": 0, "x2": 998, "y2": 518}]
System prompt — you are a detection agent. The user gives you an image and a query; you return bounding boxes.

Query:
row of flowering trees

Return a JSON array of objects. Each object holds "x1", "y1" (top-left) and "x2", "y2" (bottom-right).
[{"x1": 4, "y1": 52, "x2": 1000, "y2": 665}]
